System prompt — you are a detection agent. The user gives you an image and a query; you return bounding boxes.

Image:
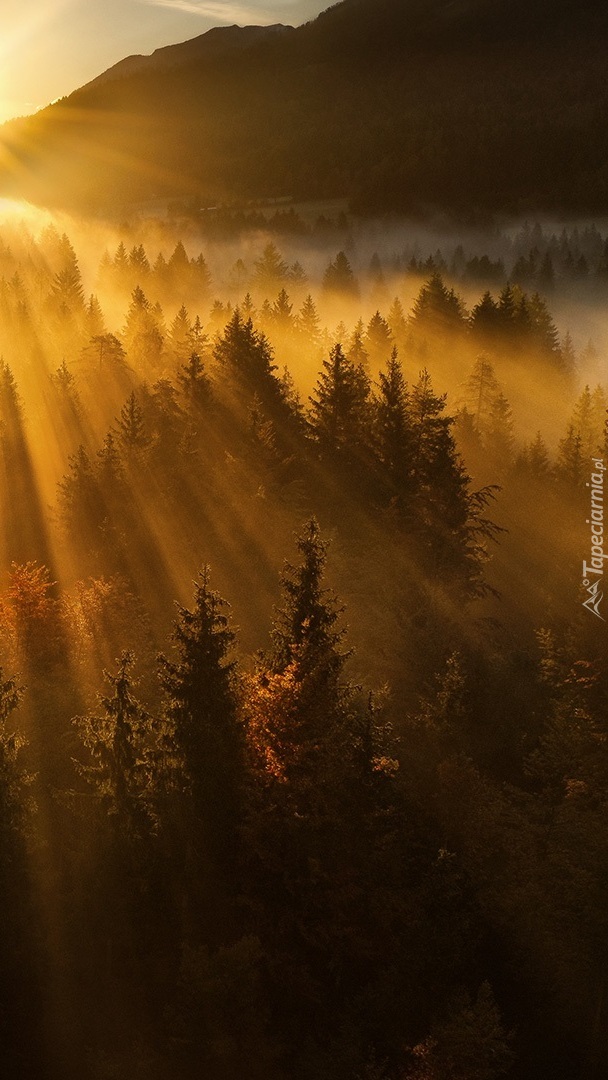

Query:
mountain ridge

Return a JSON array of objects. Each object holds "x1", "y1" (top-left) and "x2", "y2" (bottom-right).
[
  {"x1": 80, "y1": 24, "x2": 296, "y2": 93},
  {"x1": 1, "y1": 0, "x2": 607, "y2": 217}
]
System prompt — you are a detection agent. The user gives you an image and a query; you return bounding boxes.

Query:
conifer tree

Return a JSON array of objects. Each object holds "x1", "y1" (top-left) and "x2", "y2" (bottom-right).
[
  {"x1": 469, "y1": 291, "x2": 500, "y2": 341},
  {"x1": 374, "y1": 347, "x2": 412, "y2": 487},
  {"x1": 347, "y1": 317, "x2": 370, "y2": 368},
  {"x1": 555, "y1": 424, "x2": 584, "y2": 488},
  {"x1": 271, "y1": 288, "x2": 293, "y2": 332},
  {"x1": 191, "y1": 253, "x2": 212, "y2": 298},
  {"x1": 388, "y1": 296, "x2": 408, "y2": 351},
  {"x1": 296, "y1": 294, "x2": 322, "y2": 352},
  {"x1": 129, "y1": 243, "x2": 150, "y2": 281},
  {"x1": 214, "y1": 309, "x2": 288, "y2": 417},
  {"x1": 57, "y1": 446, "x2": 102, "y2": 538},
  {"x1": 168, "y1": 304, "x2": 194, "y2": 364},
  {"x1": 463, "y1": 356, "x2": 500, "y2": 435},
  {"x1": 308, "y1": 343, "x2": 370, "y2": 457},
  {"x1": 321, "y1": 250, "x2": 360, "y2": 299},
  {"x1": 178, "y1": 352, "x2": 212, "y2": 410},
  {"x1": 96, "y1": 431, "x2": 125, "y2": 497},
  {"x1": 113, "y1": 241, "x2": 130, "y2": 287},
  {"x1": 408, "y1": 370, "x2": 497, "y2": 590},
  {"x1": 365, "y1": 310, "x2": 394, "y2": 366},
  {"x1": 84, "y1": 294, "x2": 106, "y2": 339},
  {"x1": 410, "y1": 273, "x2": 466, "y2": 340},
  {"x1": 485, "y1": 391, "x2": 515, "y2": 474},
  {"x1": 252, "y1": 242, "x2": 288, "y2": 296},
  {"x1": 74, "y1": 651, "x2": 153, "y2": 841},
  {"x1": 270, "y1": 518, "x2": 346, "y2": 676},
  {"x1": 516, "y1": 431, "x2": 551, "y2": 481},
  {"x1": 158, "y1": 570, "x2": 244, "y2": 867},
  {"x1": 122, "y1": 286, "x2": 163, "y2": 371},
  {"x1": 115, "y1": 392, "x2": 150, "y2": 456}
]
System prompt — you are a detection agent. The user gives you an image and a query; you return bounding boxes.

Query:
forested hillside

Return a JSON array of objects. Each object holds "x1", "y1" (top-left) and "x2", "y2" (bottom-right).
[
  {"x1": 2, "y1": 0, "x2": 608, "y2": 214},
  {"x1": 0, "y1": 213, "x2": 606, "y2": 1079}
]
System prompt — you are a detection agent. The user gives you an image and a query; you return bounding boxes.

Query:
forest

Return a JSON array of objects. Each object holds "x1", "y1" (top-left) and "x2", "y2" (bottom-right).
[
  {"x1": 0, "y1": 208, "x2": 606, "y2": 1080},
  {"x1": 4, "y1": 0, "x2": 608, "y2": 216}
]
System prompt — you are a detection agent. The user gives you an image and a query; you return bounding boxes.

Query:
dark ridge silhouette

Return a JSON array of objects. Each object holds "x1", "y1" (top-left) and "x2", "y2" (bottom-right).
[{"x1": 2, "y1": 0, "x2": 608, "y2": 216}]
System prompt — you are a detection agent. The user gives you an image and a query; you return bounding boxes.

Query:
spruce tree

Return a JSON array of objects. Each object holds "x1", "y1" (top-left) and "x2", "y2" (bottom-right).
[
  {"x1": 115, "y1": 392, "x2": 150, "y2": 456},
  {"x1": 74, "y1": 651, "x2": 153, "y2": 842},
  {"x1": 374, "y1": 347, "x2": 412, "y2": 488},
  {"x1": 158, "y1": 569, "x2": 243, "y2": 867},
  {"x1": 321, "y1": 251, "x2": 360, "y2": 299},
  {"x1": 365, "y1": 310, "x2": 394, "y2": 366},
  {"x1": 308, "y1": 343, "x2": 370, "y2": 457}
]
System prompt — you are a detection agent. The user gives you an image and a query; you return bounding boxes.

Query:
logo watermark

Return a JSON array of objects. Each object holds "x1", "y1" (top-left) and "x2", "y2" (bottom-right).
[{"x1": 582, "y1": 457, "x2": 606, "y2": 620}]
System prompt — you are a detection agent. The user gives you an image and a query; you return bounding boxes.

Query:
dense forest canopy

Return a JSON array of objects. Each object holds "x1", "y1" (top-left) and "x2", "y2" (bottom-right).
[{"x1": 0, "y1": 204, "x2": 606, "y2": 1079}]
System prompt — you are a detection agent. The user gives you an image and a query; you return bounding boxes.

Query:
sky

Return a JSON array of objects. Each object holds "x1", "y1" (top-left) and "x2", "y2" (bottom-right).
[{"x1": 0, "y1": 0, "x2": 329, "y2": 124}]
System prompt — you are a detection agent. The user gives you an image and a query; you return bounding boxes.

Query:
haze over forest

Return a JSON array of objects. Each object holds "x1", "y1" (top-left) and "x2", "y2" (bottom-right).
[{"x1": 0, "y1": 3, "x2": 607, "y2": 1080}]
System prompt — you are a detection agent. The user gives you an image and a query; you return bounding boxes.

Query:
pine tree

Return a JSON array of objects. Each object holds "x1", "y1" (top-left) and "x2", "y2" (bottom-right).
[
  {"x1": 178, "y1": 352, "x2": 212, "y2": 410},
  {"x1": 347, "y1": 318, "x2": 370, "y2": 368},
  {"x1": 122, "y1": 286, "x2": 163, "y2": 372},
  {"x1": 96, "y1": 431, "x2": 125, "y2": 494},
  {"x1": 168, "y1": 241, "x2": 190, "y2": 282},
  {"x1": 191, "y1": 253, "x2": 212, "y2": 298},
  {"x1": 50, "y1": 262, "x2": 85, "y2": 320},
  {"x1": 469, "y1": 291, "x2": 500, "y2": 342},
  {"x1": 168, "y1": 304, "x2": 194, "y2": 364},
  {"x1": 388, "y1": 296, "x2": 408, "y2": 351},
  {"x1": 463, "y1": 356, "x2": 500, "y2": 435},
  {"x1": 271, "y1": 288, "x2": 293, "y2": 332},
  {"x1": 570, "y1": 384, "x2": 607, "y2": 459},
  {"x1": 410, "y1": 273, "x2": 466, "y2": 340},
  {"x1": 84, "y1": 333, "x2": 127, "y2": 371},
  {"x1": 74, "y1": 651, "x2": 153, "y2": 840},
  {"x1": 129, "y1": 243, "x2": 150, "y2": 278},
  {"x1": 115, "y1": 392, "x2": 150, "y2": 455},
  {"x1": 308, "y1": 343, "x2": 370, "y2": 457},
  {"x1": 57, "y1": 446, "x2": 102, "y2": 538},
  {"x1": 158, "y1": 570, "x2": 244, "y2": 876},
  {"x1": 113, "y1": 241, "x2": 130, "y2": 287},
  {"x1": 555, "y1": 425, "x2": 584, "y2": 488},
  {"x1": 408, "y1": 370, "x2": 497, "y2": 590},
  {"x1": 485, "y1": 391, "x2": 515, "y2": 475},
  {"x1": 365, "y1": 310, "x2": 394, "y2": 366},
  {"x1": 252, "y1": 242, "x2": 288, "y2": 296},
  {"x1": 296, "y1": 294, "x2": 322, "y2": 352},
  {"x1": 270, "y1": 519, "x2": 347, "y2": 676},
  {"x1": 515, "y1": 431, "x2": 550, "y2": 481},
  {"x1": 374, "y1": 347, "x2": 412, "y2": 487},
  {"x1": 560, "y1": 330, "x2": 577, "y2": 374},
  {"x1": 50, "y1": 360, "x2": 82, "y2": 418},
  {"x1": 214, "y1": 309, "x2": 287, "y2": 415},
  {"x1": 321, "y1": 251, "x2": 360, "y2": 299},
  {"x1": 528, "y1": 292, "x2": 562, "y2": 366},
  {"x1": 84, "y1": 294, "x2": 106, "y2": 339},
  {"x1": 244, "y1": 522, "x2": 406, "y2": 1057}
]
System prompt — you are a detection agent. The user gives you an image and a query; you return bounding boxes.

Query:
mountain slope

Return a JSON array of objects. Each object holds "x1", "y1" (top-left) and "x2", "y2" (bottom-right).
[
  {"x1": 1, "y1": 0, "x2": 607, "y2": 216},
  {"x1": 81, "y1": 24, "x2": 295, "y2": 93}
]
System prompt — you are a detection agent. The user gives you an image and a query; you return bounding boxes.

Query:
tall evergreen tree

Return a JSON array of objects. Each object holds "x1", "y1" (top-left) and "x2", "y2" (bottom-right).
[
  {"x1": 321, "y1": 251, "x2": 360, "y2": 299},
  {"x1": 158, "y1": 569, "x2": 244, "y2": 875},
  {"x1": 115, "y1": 392, "x2": 150, "y2": 456},
  {"x1": 374, "y1": 347, "x2": 412, "y2": 490},
  {"x1": 308, "y1": 343, "x2": 370, "y2": 458}
]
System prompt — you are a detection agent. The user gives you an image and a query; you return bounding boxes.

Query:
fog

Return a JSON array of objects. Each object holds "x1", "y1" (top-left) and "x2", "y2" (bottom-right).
[{"x1": 0, "y1": 199, "x2": 606, "y2": 1080}]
